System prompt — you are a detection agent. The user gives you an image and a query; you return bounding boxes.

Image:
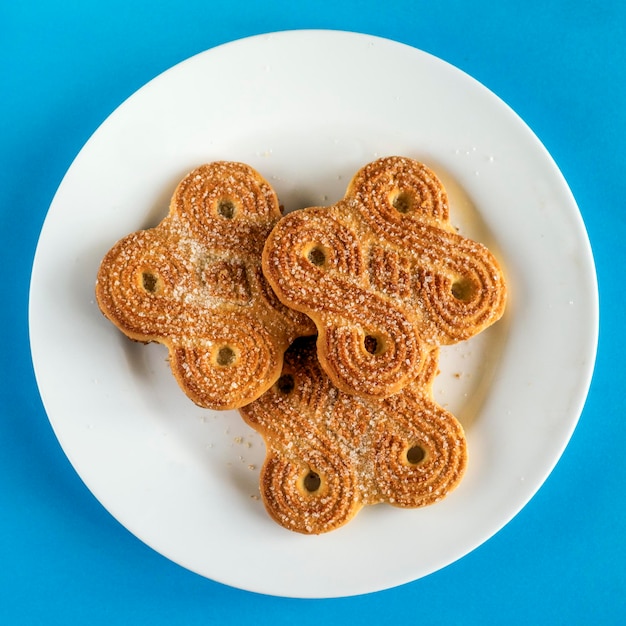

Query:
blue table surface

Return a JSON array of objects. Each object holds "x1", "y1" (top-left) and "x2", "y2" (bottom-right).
[{"x1": 2, "y1": 1, "x2": 624, "y2": 623}]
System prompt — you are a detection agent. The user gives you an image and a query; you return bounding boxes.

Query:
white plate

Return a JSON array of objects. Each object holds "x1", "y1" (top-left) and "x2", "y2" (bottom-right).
[{"x1": 29, "y1": 30, "x2": 598, "y2": 598}]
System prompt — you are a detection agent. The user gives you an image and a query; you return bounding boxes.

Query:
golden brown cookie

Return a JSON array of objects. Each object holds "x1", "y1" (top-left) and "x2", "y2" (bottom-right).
[
  {"x1": 95, "y1": 161, "x2": 315, "y2": 410},
  {"x1": 262, "y1": 156, "x2": 507, "y2": 399},
  {"x1": 239, "y1": 337, "x2": 467, "y2": 534}
]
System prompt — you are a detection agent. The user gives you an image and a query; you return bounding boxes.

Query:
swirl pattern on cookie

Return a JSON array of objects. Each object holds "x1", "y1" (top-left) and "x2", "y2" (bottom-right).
[
  {"x1": 96, "y1": 162, "x2": 315, "y2": 410},
  {"x1": 262, "y1": 156, "x2": 506, "y2": 399},
  {"x1": 239, "y1": 337, "x2": 467, "y2": 534}
]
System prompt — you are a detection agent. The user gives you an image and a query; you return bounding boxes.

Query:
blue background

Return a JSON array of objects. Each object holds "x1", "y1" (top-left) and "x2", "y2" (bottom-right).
[{"x1": 1, "y1": 1, "x2": 624, "y2": 623}]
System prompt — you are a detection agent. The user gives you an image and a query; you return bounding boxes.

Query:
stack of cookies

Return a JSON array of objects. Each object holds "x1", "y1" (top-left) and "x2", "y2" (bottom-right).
[{"x1": 96, "y1": 157, "x2": 507, "y2": 534}]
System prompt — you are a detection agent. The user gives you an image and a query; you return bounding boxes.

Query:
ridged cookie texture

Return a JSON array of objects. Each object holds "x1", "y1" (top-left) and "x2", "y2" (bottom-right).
[
  {"x1": 262, "y1": 156, "x2": 507, "y2": 400},
  {"x1": 239, "y1": 337, "x2": 467, "y2": 535},
  {"x1": 95, "y1": 161, "x2": 315, "y2": 410}
]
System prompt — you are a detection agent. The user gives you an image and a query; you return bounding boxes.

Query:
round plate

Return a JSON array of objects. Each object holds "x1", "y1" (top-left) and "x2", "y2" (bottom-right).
[{"x1": 29, "y1": 30, "x2": 598, "y2": 598}]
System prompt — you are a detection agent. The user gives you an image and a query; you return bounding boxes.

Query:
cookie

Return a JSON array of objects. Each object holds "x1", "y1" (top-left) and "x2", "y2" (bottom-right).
[
  {"x1": 95, "y1": 161, "x2": 315, "y2": 410},
  {"x1": 262, "y1": 156, "x2": 507, "y2": 399},
  {"x1": 239, "y1": 337, "x2": 467, "y2": 534}
]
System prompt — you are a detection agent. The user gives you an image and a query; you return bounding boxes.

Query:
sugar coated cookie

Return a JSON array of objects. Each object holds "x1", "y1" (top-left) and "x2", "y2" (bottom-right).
[
  {"x1": 262, "y1": 156, "x2": 506, "y2": 399},
  {"x1": 95, "y1": 162, "x2": 315, "y2": 410},
  {"x1": 239, "y1": 337, "x2": 467, "y2": 534}
]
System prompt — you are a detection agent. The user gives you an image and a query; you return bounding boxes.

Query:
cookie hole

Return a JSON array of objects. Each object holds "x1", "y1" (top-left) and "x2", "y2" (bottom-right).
[
  {"x1": 141, "y1": 271, "x2": 158, "y2": 293},
  {"x1": 364, "y1": 335, "x2": 378, "y2": 354},
  {"x1": 307, "y1": 246, "x2": 326, "y2": 267},
  {"x1": 276, "y1": 374, "x2": 295, "y2": 395},
  {"x1": 364, "y1": 334, "x2": 385, "y2": 355},
  {"x1": 392, "y1": 191, "x2": 414, "y2": 214},
  {"x1": 217, "y1": 199, "x2": 236, "y2": 219},
  {"x1": 406, "y1": 445, "x2": 426, "y2": 465},
  {"x1": 303, "y1": 471, "x2": 321, "y2": 493},
  {"x1": 216, "y1": 346, "x2": 236, "y2": 366},
  {"x1": 451, "y1": 277, "x2": 476, "y2": 302}
]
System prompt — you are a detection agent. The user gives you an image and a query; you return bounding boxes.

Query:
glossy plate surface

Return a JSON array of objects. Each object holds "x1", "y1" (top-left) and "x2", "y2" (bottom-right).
[{"x1": 29, "y1": 30, "x2": 598, "y2": 598}]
